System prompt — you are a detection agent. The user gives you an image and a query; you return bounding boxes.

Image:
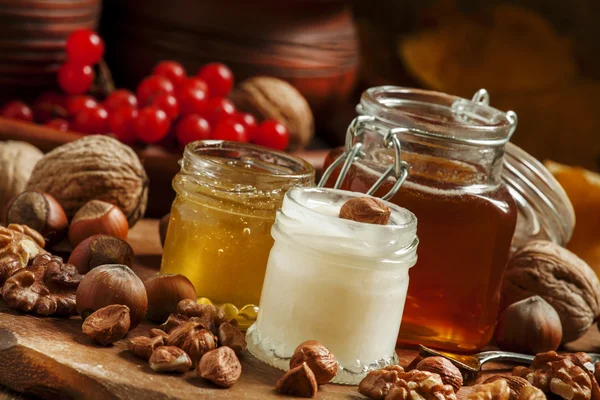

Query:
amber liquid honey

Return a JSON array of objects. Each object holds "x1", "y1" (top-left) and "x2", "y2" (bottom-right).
[{"x1": 324, "y1": 151, "x2": 517, "y2": 351}]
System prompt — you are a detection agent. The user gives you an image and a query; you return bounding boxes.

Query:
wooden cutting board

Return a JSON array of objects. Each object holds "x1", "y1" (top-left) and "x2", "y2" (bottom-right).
[{"x1": 0, "y1": 220, "x2": 597, "y2": 399}]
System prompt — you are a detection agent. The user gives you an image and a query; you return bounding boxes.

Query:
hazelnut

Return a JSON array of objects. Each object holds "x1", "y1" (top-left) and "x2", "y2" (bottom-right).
[
  {"x1": 217, "y1": 322, "x2": 247, "y2": 355},
  {"x1": 167, "y1": 321, "x2": 217, "y2": 367},
  {"x1": 158, "y1": 213, "x2": 169, "y2": 247},
  {"x1": 149, "y1": 328, "x2": 169, "y2": 340},
  {"x1": 68, "y1": 200, "x2": 129, "y2": 246},
  {"x1": 143, "y1": 274, "x2": 197, "y2": 322},
  {"x1": 160, "y1": 312, "x2": 190, "y2": 333},
  {"x1": 5, "y1": 191, "x2": 68, "y2": 246},
  {"x1": 495, "y1": 296, "x2": 562, "y2": 354},
  {"x1": 276, "y1": 362, "x2": 318, "y2": 398},
  {"x1": 176, "y1": 299, "x2": 225, "y2": 334},
  {"x1": 339, "y1": 197, "x2": 391, "y2": 225},
  {"x1": 128, "y1": 336, "x2": 165, "y2": 360},
  {"x1": 76, "y1": 264, "x2": 148, "y2": 328},
  {"x1": 198, "y1": 346, "x2": 242, "y2": 388},
  {"x1": 81, "y1": 304, "x2": 131, "y2": 345},
  {"x1": 416, "y1": 357, "x2": 463, "y2": 392},
  {"x1": 68, "y1": 234, "x2": 134, "y2": 274},
  {"x1": 289, "y1": 340, "x2": 338, "y2": 385},
  {"x1": 149, "y1": 346, "x2": 192, "y2": 373}
]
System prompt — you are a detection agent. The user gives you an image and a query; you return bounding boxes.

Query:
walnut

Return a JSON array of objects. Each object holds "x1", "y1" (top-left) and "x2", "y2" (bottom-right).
[
  {"x1": 502, "y1": 240, "x2": 600, "y2": 342},
  {"x1": 339, "y1": 197, "x2": 391, "y2": 225},
  {"x1": 467, "y1": 379, "x2": 511, "y2": 400},
  {"x1": 0, "y1": 224, "x2": 47, "y2": 287},
  {"x1": 383, "y1": 370, "x2": 457, "y2": 400},
  {"x1": 359, "y1": 365, "x2": 406, "y2": 400},
  {"x1": 81, "y1": 304, "x2": 131, "y2": 345},
  {"x1": 198, "y1": 346, "x2": 242, "y2": 388},
  {"x1": 2, "y1": 253, "x2": 82, "y2": 316},
  {"x1": 513, "y1": 351, "x2": 592, "y2": 400},
  {"x1": 128, "y1": 336, "x2": 165, "y2": 360},
  {"x1": 0, "y1": 141, "x2": 43, "y2": 212},
  {"x1": 229, "y1": 76, "x2": 314, "y2": 150},
  {"x1": 166, "y1": 321, "x2": 217, "y2": 367},
  {"x1": 483, "y1": 376, "x2": 533, "y2": 400},
  {"x1": 217, "y1": 322, "x2": 247, "y2": 356},
  {"x1": 25, "y1": 135, "x2": 148, "y2": 227},
  {"x1": 416, "y1": 357, "x2": 463, "y2": 392},
  {"x1": 518, "y1": 386, "x2": 546, "y2": 400},
  {"x1": 276, "y1": 362, "x2": 318, "y2": 398}
]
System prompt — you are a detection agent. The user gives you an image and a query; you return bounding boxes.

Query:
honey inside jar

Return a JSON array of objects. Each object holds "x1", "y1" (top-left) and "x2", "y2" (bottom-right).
[{"x1": 161, "y1": 141, "x2": 314, "y2": 328}]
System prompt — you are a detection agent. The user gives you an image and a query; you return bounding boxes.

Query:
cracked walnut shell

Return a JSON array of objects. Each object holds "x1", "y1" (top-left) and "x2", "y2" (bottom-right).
[
  {"x1": 0, "y1": 224, "x2": 47, "y2": 287},
  {"x1": 502, "y1": 240, "x2": 600, "y2": 342},
  {"x1": 25, "y1": 135, "x2": 148, "y2": 227},
  {"x1": 513, "y1": 351, "x2": 593, "y2": 400},
  {"x1": 2, "y1": 253, "x2": 82, "y2": 316}
]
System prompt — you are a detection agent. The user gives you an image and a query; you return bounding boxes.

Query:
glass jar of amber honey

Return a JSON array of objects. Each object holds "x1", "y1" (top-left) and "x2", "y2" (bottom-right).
[
  {"x1": 322, "y1": 87, "x2": 526, "y2": 352},
  {"x1": 161, "y1": 141, "x2": 314, "y2": 328}
]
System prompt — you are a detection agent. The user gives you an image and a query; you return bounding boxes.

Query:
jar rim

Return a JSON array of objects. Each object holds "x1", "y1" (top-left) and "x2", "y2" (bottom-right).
[
  {"x1": 360, "y1": 86, "x2": 515, "y2": 146},
  {"x1": 182, "y1": 140, "x2": 314, "y2": 184}
]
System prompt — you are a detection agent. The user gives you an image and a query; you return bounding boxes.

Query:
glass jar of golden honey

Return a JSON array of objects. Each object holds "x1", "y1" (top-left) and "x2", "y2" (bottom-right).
[
  {"x1": 322, "y1": 87, "x2": 523, "y2": 352},
  {"x1": 161, "y1": 141, "x2": 314, "y2": 328}
]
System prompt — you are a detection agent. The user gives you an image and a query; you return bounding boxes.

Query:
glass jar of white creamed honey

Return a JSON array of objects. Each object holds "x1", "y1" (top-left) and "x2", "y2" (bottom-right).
[{"x1": 160, "y1": 141, "x2": 314, "y2": 328}]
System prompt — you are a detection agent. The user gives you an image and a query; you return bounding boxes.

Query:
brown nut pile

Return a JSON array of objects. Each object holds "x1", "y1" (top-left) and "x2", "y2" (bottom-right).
[
  {"x1": 276, "y1": 340, "x2": 338, "y2": 398},
  {"x1": 2, "y1": 253, "x2": 82, "y2": 316},
  {"x1": 501, "y1": 240, "x2": 600, "y2": 343},
  {"x1": 512, "y1": 351, "x2": 598, "y2": 400},
  {"x1": 127, "y1": 299, "x2": 245, "y2": 388}
]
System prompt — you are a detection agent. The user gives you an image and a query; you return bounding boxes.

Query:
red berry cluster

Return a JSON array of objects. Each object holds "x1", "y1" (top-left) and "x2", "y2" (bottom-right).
[{"x1": 0, "y1": 29, "x2": 290, "y2": 151}]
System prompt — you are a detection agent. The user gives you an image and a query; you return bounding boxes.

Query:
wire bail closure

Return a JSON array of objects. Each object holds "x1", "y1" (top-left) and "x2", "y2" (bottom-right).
[{"x1": 317, "y1": 115, "x2": 410, "y2": 200}]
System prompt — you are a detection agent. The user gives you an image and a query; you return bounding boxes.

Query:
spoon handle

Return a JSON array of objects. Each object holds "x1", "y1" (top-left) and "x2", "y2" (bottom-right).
[{"x1": 477, "y1": 351, "x2": 534, "y2": 366}]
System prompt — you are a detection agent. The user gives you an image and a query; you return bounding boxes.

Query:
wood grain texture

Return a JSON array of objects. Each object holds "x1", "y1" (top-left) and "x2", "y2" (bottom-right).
[{"x1": 0, "y1": 219, "x2": 597, "y2": 399}]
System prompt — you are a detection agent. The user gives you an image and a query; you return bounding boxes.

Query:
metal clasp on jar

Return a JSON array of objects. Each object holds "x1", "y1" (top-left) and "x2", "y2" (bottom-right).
[{"x1": 318, "y1": 115, "x2": 411, "y2": 201}]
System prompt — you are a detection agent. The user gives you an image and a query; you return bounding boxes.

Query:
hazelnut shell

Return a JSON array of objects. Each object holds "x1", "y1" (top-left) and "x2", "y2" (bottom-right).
[
  {"x1": 68, "y1": 234, "x2": 134, "y2": 274},
  {"x1": 144, "y1": 274, "x2": 197, "y2": 322},
  {"x1": 68, "y1": 200, "x2": 129, "y2": 246}
]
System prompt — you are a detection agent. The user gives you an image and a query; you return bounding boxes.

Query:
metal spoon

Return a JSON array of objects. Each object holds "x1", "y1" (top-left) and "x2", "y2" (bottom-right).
[{"x1": 419, "y1": 345, "x2": 600, "y2": 380}]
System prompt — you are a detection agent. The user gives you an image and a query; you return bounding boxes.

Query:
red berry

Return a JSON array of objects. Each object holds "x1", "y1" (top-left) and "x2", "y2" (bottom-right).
[
  {"x1": 175, "y1": 115, "x2": 211, "y2": 147},
  {"x1": 210, "y1": 119, "x2": 247, "y2": 142},
  {"x1": 135, "y1": 106, "x2": 170, "y2": 143},
  {"x1": 197, "y1": 63, "x2": 233, "y2": 98},
  {"x1": 104, "y1": 89, "x2": 137, "y2": 113},
  {"x1": 153, "y1": 61, "x2": 187, "y2": 87},
  {"x1": 231, "y1": 112, "x2": 258, "y2": 139},
  {"x1": 109, "y1": 107, "x2": 138, "y2": 144},
  {"x1": 66, "y1": 29, "x2": 105, "y2": 66},
  {"x1": 177, "y1": 86, "x2": 208, "y2": 116},
  {"x1": 254, "y1": 120, "x2": 289, "y2": 150},
  {"x1": 179, "y1": 77, "x2": 209, "y2": 94},
  {"x1": 136, "y1": 75, "x2": 175, "y2": 106},
  {"x1": 46, "y1": 118, "x2": 70, "y2": 132},
  {"x1": 149, "y1": 92, "x2": 179, "y2": 120},
  {"x1": 71, "y1": 106, "x2": 109, "y2": 134},
  {"x1": 1, "y1": 101, "x2": 33, "y2": 122},
  {"x1": 58, "y1": 62, "x2": 94, "y2": 95},
  {"x1": 32, "y1": 92, "x2": 67, "y2": 122},
  {"x1": 65, "y1": 95, "x2": 98, "y2": 117},
  {"x1": 202, "y1": 97, "x2": 235, "y2": 126}
]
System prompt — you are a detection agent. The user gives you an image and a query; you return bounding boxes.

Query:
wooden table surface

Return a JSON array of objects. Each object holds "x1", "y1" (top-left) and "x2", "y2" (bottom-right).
[{"x1": 0, "y1": 220, "x2": 598, "y2": 399}]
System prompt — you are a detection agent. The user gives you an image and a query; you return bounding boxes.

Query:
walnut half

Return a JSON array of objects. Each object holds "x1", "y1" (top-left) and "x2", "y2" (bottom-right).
[
  {"x1": 1, "y1": 253, "x2": 81, "y2": 316},
  {"x1": 0, "y1": 224, "x2": 47, "y2": 287}
]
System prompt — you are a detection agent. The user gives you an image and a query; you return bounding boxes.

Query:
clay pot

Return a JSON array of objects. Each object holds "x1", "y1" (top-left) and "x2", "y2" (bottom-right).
[
  {"x1": 0, "y1": 0, "x2": 101, "y2": 101},
  {"x1": 101, "y1": 0, "x2": 359, "y2": 128}
]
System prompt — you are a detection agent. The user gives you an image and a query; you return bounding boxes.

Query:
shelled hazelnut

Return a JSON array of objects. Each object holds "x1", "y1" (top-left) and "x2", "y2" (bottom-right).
[
  {"x1": 5, "y1": 191, "x2": 68, "y2": 246},
  {"x1": 289, "y1": 340, "x2": 338, "y2": 385},
  {"x1": 68, "y1": 234, "x2": 134, "y2": 274},
  {"x1": 276, "y1": 362, "x2": 318, "y2": 398},
  {"x1": 198, "y1": 346, "x2": 242, "y2": 388},
  {"x1": 166, "y1": 321, "x2": 217, "y2": 367},
  {"x1": 217, "y1": 322, "x2": 247, "y2": 356},
  {"x1": 339, "y1": 197, "x2": 391, "y2": 225},
  {"x1": 143, "y1": 274, "x2": 197, "y2": 322},
  {"x1": 76, "y1": 264, "x2": 148, "y2": 327},
  {"x1": 149, "y1": 346, "x2": 192, "y2": 373},
  {"x1": 68, "y1": 200, "x2": 129, "y2": 246},
  {"x1": 128, "y1": 336, "x2": 165, "y2": 360},
  {"x1": 81, "y1": 304, "x2": 130, "y2": 345}
]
